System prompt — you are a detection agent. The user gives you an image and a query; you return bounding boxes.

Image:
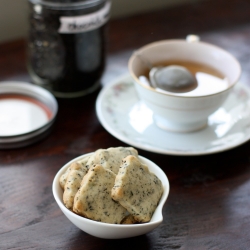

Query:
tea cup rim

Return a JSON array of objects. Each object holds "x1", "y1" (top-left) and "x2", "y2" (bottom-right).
[{"x1": 128, "y1": 39, "x2": 242, "y2": 99}]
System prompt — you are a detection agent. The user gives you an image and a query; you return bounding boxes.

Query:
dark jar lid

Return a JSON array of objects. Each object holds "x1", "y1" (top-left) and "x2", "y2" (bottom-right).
[{"x1": 0, "y1": 81, "x2": 58, "y2": 149}]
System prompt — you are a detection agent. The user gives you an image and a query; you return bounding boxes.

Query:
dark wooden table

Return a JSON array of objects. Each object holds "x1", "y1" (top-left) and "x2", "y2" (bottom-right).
[{"x1": 1, "y1": 0, "x2": 250, "y2": 249}]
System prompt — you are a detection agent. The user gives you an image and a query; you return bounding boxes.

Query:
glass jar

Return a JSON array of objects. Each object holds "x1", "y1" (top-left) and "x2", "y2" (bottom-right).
[{"x1": 27, "y1": 0, "x2": 111, "y2": 98}]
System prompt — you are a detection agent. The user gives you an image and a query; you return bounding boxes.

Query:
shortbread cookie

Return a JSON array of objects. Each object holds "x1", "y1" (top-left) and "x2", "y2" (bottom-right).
[
  {"x1": 59, "y1": 166, "x2": 71, "y2": 190},
  {"x1": 59, "y1": 155, "x2": 89, "y2": 189},
  {"x1": 86, "y1": 147, "x2": 138, "y2": 174},
  {"x1": 73, "y1": 164, "x2": 127, "y2": 224},
  {"x1": 111, "y1": 155, "x2": 163, "y2": 223},
  {"x1": 121, "y1": 214, "x2": 137, "y2": 224},
  {"x1": 63, "y1": 161, "x2": 88, "y2": 209}
]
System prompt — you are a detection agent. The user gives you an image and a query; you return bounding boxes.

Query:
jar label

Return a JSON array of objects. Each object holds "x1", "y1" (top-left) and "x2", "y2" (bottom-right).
[{"x1": 58, "y1": 1, "x2": 111, "y2": 34}]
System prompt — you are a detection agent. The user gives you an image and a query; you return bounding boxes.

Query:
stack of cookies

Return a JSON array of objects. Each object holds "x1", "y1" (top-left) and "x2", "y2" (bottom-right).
[{"x1": 59, "y1": 147, "x2": 163, "y2": 224}]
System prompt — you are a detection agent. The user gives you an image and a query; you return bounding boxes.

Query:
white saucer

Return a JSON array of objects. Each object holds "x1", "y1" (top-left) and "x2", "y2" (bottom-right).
[{"x1": 96, "y1": 74, "x2": 250, "y2": 155}]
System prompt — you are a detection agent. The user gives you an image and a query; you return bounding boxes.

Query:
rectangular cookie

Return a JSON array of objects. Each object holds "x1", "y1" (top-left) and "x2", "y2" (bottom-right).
[
  {"x1": 111, "y1": 155, "x2": 163, "y2": 222},
  {"x1": 59, "y1": 155, "x2": 89, "y2": 189},
  {"x1": 86, "y1": 147, "x2": 138, "y2": 174},
  {"x1": 73, "y1": 164, "x2": 127, "y2": 224},
  {"x1": 63, "y1": 161, "x2": 88, "y2": 209}
]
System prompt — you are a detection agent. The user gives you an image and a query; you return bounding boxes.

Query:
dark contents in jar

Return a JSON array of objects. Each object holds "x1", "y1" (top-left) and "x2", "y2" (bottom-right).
[{"x1": 28, "y1": 1, "x2": 106, "y2": 94}]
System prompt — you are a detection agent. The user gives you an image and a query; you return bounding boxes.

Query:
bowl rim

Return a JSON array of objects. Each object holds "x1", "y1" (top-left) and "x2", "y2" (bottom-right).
[
  {"x1": 128, "y1": 39, "x2": 242, "y2": 99},
  {"x1": 52, "y1": 152, "x2": 170, "y2": 228}
]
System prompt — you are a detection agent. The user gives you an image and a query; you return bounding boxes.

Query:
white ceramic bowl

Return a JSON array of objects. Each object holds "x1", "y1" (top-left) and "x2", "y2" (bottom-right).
[
  {"x1": 52, "y1": 153, "x2": 170, "y2": 239},
  {"x1": 128, "y1": 38, "x2": 241, "y2": 133}
]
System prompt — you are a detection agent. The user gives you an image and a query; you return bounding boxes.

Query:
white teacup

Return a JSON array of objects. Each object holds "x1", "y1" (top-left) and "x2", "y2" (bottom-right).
[{"x1": 128, "y1": 36, "x2": 241, "y2": 133}]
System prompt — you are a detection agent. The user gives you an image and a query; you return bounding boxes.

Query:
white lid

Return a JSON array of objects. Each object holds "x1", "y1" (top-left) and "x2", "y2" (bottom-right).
[{"x1": 0, "y1": 81, "x2": 58, "y2": 148}]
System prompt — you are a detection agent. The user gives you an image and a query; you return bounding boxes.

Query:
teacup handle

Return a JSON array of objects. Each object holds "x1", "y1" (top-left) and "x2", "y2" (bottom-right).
[{"x1": 186, "y1": 34, "x2": 200, "y2": 43}]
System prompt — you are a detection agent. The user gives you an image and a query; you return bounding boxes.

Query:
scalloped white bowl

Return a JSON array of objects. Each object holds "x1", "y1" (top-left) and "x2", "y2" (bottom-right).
[{"x1": 52, "y1": 153, "x2": 170, "y2": 239}]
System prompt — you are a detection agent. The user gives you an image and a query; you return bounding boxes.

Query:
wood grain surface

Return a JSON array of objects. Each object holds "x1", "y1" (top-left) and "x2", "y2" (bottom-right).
[{"x1": 1, "y1": 0, "x2": 250, "y2": 249}]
